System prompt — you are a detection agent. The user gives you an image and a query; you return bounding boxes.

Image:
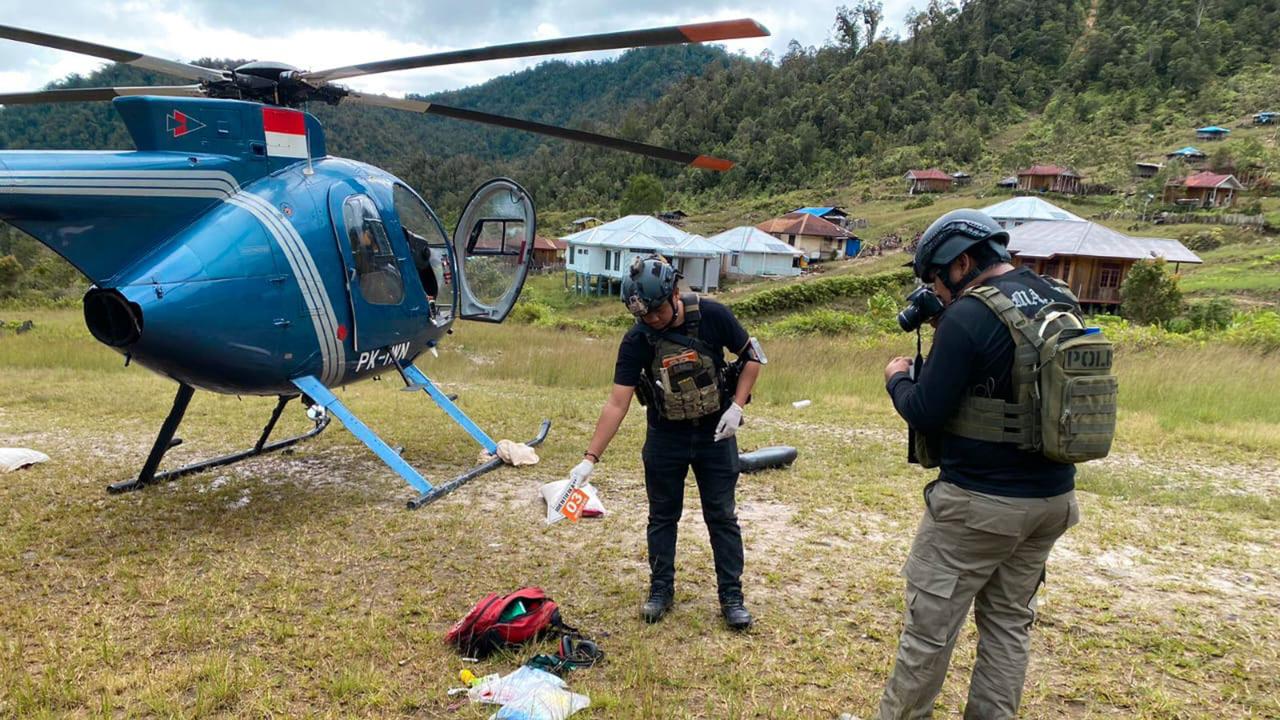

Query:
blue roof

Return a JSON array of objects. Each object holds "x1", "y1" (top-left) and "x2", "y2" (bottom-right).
[
  {"x1": 794, "y1": 206, "x2": 836, "y2": 216},
  {"x1": 1197, "y1": 126, "x2": 1230, "y2": 133},
  {"x1": 1170, "y1": 146, "x2": 1206, "y2": 156}
]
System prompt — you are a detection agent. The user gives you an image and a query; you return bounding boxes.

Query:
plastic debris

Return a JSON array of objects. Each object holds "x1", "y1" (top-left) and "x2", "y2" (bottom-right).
[
  {"x1": 0, "y1": 448, "x2": 49, "y2": 473},
  {"x1": 792, "y1": 399, "x2": 811, "y2": 408},
  {"x1": 468, "y1": 666, "x2": 590, "y2": 720}
]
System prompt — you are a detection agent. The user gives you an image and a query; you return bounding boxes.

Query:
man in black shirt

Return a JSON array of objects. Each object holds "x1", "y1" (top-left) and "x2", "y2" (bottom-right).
[
  {"x1": 875, "y1": 210, "x2": 1081, "y2": 719},
  {"x1": 568, "y1": 255, "x2": 761, "y2": 629}
]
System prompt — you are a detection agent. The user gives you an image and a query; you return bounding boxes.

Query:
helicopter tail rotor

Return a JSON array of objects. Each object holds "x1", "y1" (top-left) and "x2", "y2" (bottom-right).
[{"x1": 346, "y1": 91, "x2": 736, "y2": 171}]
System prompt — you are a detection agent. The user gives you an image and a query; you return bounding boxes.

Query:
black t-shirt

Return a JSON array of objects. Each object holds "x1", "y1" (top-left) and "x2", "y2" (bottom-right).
[
  {"x1": 887, "y1": 267, "x2": 1078, "y2": 497},
  {"x1": 614, "y1": 297, "x2": 750, "y2": 432}
]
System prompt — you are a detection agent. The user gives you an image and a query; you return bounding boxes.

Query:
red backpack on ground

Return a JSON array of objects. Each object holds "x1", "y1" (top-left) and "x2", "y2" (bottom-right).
[{"x1": 445, "y1": 587, "x2": 567, "y2": 657}]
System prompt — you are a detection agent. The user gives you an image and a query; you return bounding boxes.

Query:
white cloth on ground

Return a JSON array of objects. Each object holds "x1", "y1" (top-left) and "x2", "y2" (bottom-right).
[
  {"x1": 0, "y1": 448, "x2": 49, "y2": 473},
  {"x1": 479, "y1": 440, "x2": 540, "y2": 466}
]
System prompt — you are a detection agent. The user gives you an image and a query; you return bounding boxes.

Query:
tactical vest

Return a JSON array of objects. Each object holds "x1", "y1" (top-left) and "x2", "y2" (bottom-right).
[
  {"x1": 635, "y1": 294, "x2": 726, "y2": 422},
  {"x1": 939, "y1": 281, "x2": 1118, "y2": 465}
]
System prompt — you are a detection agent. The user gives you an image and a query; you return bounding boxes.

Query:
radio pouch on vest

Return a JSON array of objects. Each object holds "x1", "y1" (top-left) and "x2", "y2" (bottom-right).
[
  {"x1": 635, "y1": 294, "x2": 726, "y2": 422},
  {"x1": 945, "y1": 283, "x2": 1118, "y2": 464}
]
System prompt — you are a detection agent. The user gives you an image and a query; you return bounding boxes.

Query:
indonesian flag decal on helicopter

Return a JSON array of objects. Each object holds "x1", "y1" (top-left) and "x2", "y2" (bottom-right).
[{"x1": 262, "y1": 108, "x2": 309, "y2": 159}]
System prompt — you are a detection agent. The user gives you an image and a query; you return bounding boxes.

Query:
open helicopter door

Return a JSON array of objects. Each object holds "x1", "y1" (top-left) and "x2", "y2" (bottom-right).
[{"x1": 452, "y1": 179, "x2": 535, "y2": 322}]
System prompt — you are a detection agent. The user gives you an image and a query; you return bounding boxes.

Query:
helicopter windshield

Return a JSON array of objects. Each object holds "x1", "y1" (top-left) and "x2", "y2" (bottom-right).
[
  {"x1": 342, "y1": 194, "x2": 404, "y2": 306},
  {"x1": 393, "y1": 184, "x2": 455, "y2": 324}
]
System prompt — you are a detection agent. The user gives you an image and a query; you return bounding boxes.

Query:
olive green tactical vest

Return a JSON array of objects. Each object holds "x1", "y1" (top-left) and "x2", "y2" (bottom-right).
[
  {"x1": 943, "y1": 283, "x2": 1118, "y2": 464},
  {"x1": 639, "y1": 294, "x2": 725, "y2": 422}
]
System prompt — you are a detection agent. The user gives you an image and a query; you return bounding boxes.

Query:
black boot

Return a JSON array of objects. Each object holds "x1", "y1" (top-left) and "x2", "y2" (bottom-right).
[
  {"x1": 640, "y1": 587, "x2": 674, "y2": 624},
  {"x1": 720, "y1": 594, "x2": 752, "y2": 630}
]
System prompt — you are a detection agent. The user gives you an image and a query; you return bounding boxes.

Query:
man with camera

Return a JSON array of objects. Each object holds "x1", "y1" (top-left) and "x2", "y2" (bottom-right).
[
  {"x1": 567, "y1": 255, "x2": 762, "y2": 629},
  {"x1": 876, "y1": 209, "x2": 1083, "y2": 719}
]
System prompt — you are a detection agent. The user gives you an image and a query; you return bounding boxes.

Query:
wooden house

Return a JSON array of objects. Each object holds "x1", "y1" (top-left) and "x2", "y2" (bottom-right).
[
  {"x1": 1134, "y1": 162, "x2": 1163, "y2": 179},
  {"x1": 1163, "y1": 171, "x2": 1244, "y2": 208},
  {"x1": 1016, "y1": 165, "x2": 1083, "y2": 194},
  {"x1": 531, "y1": 236, "x2": 565, "y2": 269},
  {"x1": 756, "y1": 212, "x2": 848, "y2": 262},
  {"x1": 904, "y1": 169, "x2": 953, "y2": 194},
  {"x1": 1008, "y1": 221, "x2": 1201, "y2": 308}
]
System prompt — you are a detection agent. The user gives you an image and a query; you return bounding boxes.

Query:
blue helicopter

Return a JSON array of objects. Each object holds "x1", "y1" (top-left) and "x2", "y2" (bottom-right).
[{"x1": 0, "y1": 20, "x2": 768, "y2": 508}]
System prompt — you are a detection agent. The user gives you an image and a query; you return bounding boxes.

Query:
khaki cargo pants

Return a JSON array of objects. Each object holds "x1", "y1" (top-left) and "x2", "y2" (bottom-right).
[{"x1": 878, "y1": 480, "x2": 1080, "y2": 720}]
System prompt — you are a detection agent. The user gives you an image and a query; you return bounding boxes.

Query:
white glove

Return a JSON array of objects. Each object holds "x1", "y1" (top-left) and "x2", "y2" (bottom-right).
[
  {"x1": 569, "y1": 458, "x2": 595, "y2": 486},
  {"x1": 714, "y1": 402, "x2": 744, "y2": 442}
]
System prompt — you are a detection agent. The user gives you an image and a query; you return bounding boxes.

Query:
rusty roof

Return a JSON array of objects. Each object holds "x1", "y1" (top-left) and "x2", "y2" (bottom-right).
[
  {"x1": 756, "y1": 212, "x2": 847, "y2": 239},
  {"x1": 905, "y1": 168, "x2": 953, "y2": 181},
  {"x1": 1168, "y1": 171, "x2": 1244, "y2": 189}
]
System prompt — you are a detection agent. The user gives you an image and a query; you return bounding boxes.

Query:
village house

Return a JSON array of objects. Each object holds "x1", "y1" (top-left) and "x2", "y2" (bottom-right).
[
  {"x1": 980, "y1": 197, "x2": 1085, "y2": 229},
  {"x1": 1163, "y1": 171, "x2": 1245, "y2": 208},
  {"x1": 706, "y1": 226, "x2": 805, "y2": 277},
  {"x1": 1166, "y1": 146, "x2": 1208, "y2": 167},
  {"x1": 791, "y1": 206, "x2": 850, "y2": 227},
  {"x1": 1134, "y1": 162, "x2": 1164, "y2": 179},
  {"x1": 530, "y1": 236, "x2": 566, "y2": 269},
  {"x1": 1007, "y1": 221, "x2": 1201, "y2": 309},
  {"x1": 656, "y1": 210, "x2": 688, "y2": 225},
  {"x1": 996, "y1": 175, "x2": 1019, "y2": 189},
  {"x1": 904, "y1": 169, "x2": 954, "y2": 194},
  {"x1": 951, "y1": 171, "x2": 973, "y2": 187},
  {"x1": 1016, "y1": 165, "x2": 1083, "y2": 194},
  {"x1": 562, "y1": 215, "x2": 722, "y2": 294},
  {"x1": 756, "y1": 212, "x2": 848, "y2": 262},
  {"x1": 1196, "y1": 125, "x2": 1231, "y2": 141},
  {"x1": 1254, "y1": 111, "x2": 1278, "y2": 125}
]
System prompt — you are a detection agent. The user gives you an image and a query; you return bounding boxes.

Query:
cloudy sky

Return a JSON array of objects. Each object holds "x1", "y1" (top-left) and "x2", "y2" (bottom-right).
[{"x1": 0, "y1": 0, "x2": 913, "y2": 98}]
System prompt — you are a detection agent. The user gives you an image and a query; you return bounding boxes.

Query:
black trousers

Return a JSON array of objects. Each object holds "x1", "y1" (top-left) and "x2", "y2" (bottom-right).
[{"x1": 642, "y1": 426, "x2": 744, "y2": 601}]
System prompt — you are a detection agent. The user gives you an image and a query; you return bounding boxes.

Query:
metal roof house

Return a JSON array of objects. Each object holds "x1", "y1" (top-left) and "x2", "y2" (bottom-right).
[
  {"x1": 1163, "y1": 171, "x2": 1245, "y2": 208},
  {"x1": 792, "y1": 206, "x2": 850, "y2": 225},
  {"x1": 1254, "y1": 111, "x2": 1278, "y2": 125},
  {"x1": 1196, "y1": 125, "x2": 1231, "y2": 141},
  {"x1": 1008, "y1": 220, "x2": 1201, "y2": 307},
  {"x1": 562, "y1": 215, "x2": 722, "y2": 293},
  {"x1": 706, "y1": 226, "x2": 805, "y2": 277},
  {"x1": 980, "y1": 197, "x2": 1086, "y2": 229}
]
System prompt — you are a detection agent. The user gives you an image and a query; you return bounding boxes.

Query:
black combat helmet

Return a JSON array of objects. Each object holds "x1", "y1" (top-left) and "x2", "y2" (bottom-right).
[
  {"x1": 621, "y1": 255, "x2": 680, "y2": 317},
  {"x1": 912, "y1": 209, "x2": 1011, "y2": 283}
]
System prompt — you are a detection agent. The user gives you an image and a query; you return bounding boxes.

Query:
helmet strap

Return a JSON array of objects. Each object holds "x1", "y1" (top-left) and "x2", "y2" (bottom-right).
[{"x1": 661, "y1": 294, "x2": 680, "y2": 331}]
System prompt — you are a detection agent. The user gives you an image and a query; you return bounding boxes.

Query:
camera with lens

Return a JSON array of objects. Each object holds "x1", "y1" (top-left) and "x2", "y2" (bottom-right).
[{"x1": 897, "y1": 286, "x2": 945, "y2": 332}]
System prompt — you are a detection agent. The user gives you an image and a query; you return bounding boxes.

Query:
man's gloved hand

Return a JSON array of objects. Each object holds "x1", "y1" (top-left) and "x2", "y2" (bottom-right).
[
  {"x1": 569, "y1": 458, "x2": 595, "y2": 486},
  {"x1": 714, "y1": 402, "x2": 744, "y2": 442}
]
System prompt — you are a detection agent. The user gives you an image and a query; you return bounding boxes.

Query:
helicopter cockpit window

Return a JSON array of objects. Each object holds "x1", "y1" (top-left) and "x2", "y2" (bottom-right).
[
  {"x1": 392, "y1": 184, "x2": 454, "y2": 323},
  {"x1": 342, "y1": 194, "x2": 404, "y2": 306}
]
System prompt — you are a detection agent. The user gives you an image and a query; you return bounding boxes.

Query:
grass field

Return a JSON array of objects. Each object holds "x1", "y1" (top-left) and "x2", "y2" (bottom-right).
[{"x1": 1, "y1": 309, "x2": 1278, "y2": 719}]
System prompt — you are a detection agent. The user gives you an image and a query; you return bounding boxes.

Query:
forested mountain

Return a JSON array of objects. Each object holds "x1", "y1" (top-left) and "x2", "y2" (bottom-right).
[{"x1": 1, "y1": 0, "x2": 1278, "y2": 222}]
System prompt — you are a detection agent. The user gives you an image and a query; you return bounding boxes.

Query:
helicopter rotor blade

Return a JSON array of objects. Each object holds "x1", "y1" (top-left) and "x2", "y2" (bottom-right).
[
  {"x1": 0, "y1": 85, "x2": 207, "y2": 106},
  {"x1": 304, "y1": 18, "x2": 769, "y2": 82},
  {"x1": 0, "y1": 24, "x2": 229, "y2": 83},
  {"x1": 345, "y1": 91, "x2": 734, "y2": 171}
]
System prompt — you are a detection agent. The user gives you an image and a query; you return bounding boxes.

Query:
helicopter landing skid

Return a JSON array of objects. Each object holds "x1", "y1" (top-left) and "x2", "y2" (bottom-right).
[{"x1": 107, "y1": 386, "x2": 331, "y2": 494}]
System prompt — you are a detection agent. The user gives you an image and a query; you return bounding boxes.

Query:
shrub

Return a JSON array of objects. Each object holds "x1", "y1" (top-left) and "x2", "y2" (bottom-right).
[
  {"x1": 1186, "y1": 298, "x2": 1234, "y2": 331},
  {"x1": 904, "y1": 195, "x2": 935, "y2": 210},
  {"x1": 728, "y1": 269, "x2": 914, "y2": 318},
  {"x1": 1121, "y1": 258, "x2": 1183, "y2": 326},
  {"x1": 1180, "y1": 229, "x2": 1223, "y2": 252}
]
